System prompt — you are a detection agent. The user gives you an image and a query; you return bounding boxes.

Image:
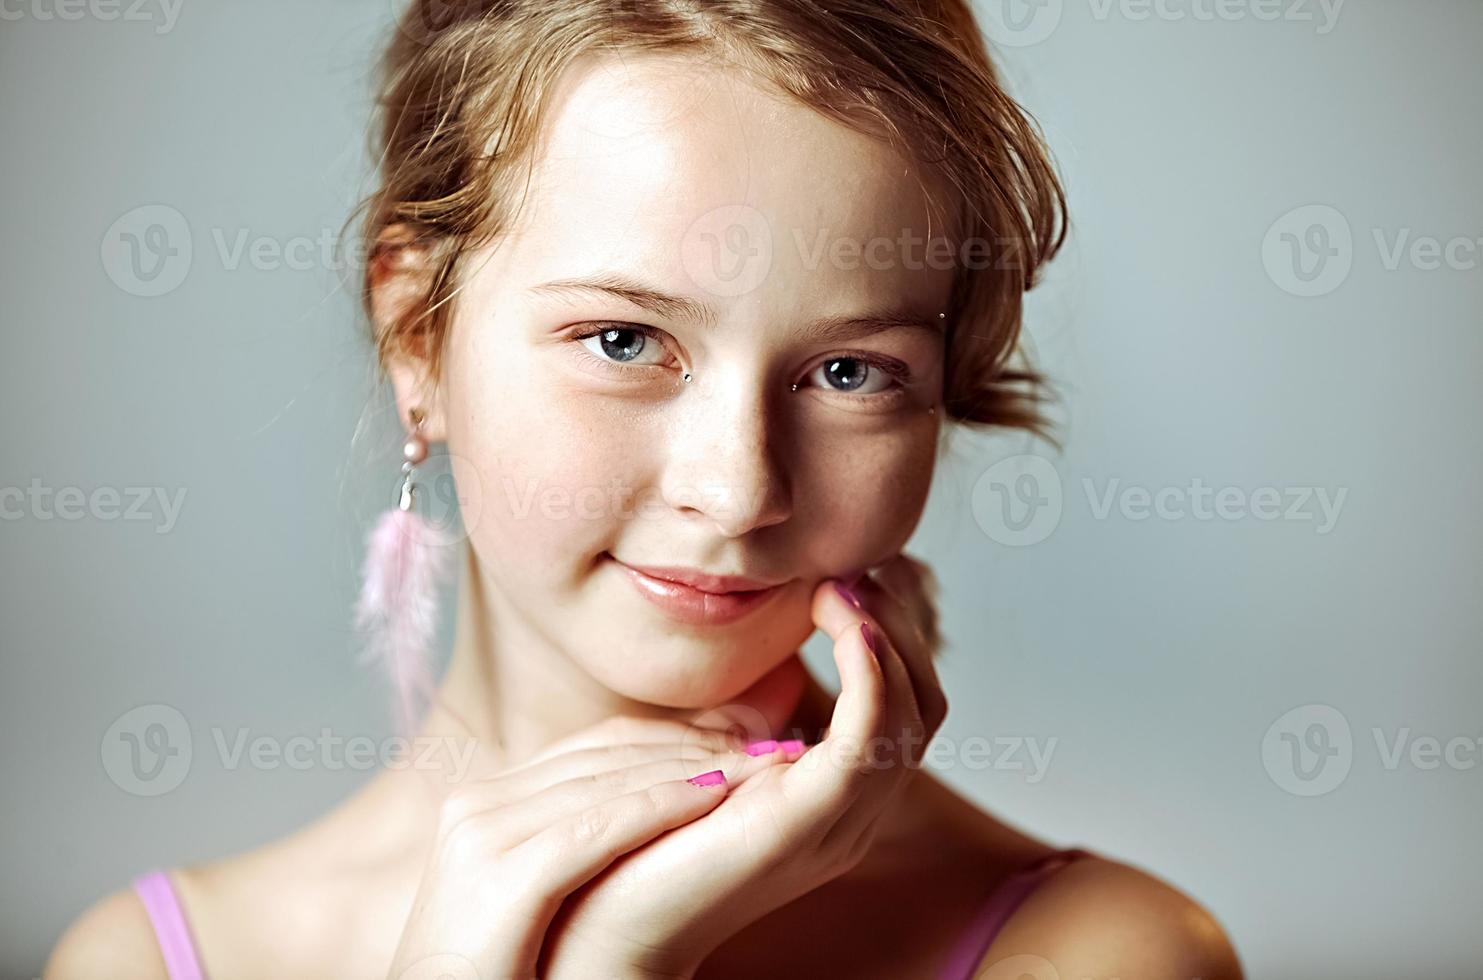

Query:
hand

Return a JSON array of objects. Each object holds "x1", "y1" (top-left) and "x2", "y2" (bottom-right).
[
  {"x1": 383, "y1": 719, "x2": 794, "y2": 980},
  {"x1": 540, "y1": 552, "x2": 948, "y2": 979}
]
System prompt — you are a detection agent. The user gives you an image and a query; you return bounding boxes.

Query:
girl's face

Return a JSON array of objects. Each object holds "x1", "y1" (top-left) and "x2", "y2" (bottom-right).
[{"x1": 412, "y1": 52, "x2": 954, "y2": 707}]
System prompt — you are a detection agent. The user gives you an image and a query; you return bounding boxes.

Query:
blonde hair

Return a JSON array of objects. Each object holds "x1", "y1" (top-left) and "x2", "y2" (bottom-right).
[{"x1": 361, "y1": 0, "x2": 1066, "y2": 441}]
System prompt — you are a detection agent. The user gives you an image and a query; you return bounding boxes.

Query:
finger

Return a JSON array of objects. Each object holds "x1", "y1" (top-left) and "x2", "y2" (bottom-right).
[
  {"x1": 806, "y1": 577, "x2": 887, "y2": 745},
  {"x1": 453, "y1": 740, "x2": 743, "y2": 811},
  {"x1": 782, "y1": 580, "x2": 910, "y2": 806},
  {"x1": 521, "y1": 715, "x2": 737, "y2": 766},
  {"x1": 831, "y1": 574, "x2": 924, "y2": 736},
  {"x1": 484, "y1": 752, "x2": 779, "y2": 848},
  {"x1": 852, "y1": 571, "x2": 947, "y2": 739},
  {"x1": 470, "y1": 775, "x2": 733, "y2": 979},
  {"x1": 503, "y1": 774, "x2": 732, "y2": 907},
  {"x1": 870, "y1": 554, "x2": 941, "y2": 656},
  {"x1": 851, "y1": 571, "x2": 927, "y2": 670}
]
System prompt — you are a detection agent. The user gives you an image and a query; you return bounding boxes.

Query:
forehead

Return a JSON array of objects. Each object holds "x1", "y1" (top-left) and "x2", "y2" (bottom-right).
[{"x1": 497, "y1": 50, "x2": 956, "y2": 317}]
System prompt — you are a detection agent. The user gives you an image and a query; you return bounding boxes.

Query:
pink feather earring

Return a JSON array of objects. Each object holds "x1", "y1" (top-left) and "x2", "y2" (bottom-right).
[{"x1": 353, "y1": 406, "x2": 452, "y2": 741}]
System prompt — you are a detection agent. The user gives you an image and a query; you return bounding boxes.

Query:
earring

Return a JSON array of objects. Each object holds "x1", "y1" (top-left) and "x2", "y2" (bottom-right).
[
  {"x1": 352, "y1": 406, "x2": 452, "y2": 741},
  {"x1": 683, "y1": 372, "x2": 692, "y2": 383}
]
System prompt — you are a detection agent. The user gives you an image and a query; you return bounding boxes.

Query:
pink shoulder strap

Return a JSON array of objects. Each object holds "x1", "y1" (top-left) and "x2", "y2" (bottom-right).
[
  {"x1": 937, "y1": 847, "x2": 1095, "y2": 980},
  {"x1": 131, "y1": 869, "x2": 207, "y2": 980}
]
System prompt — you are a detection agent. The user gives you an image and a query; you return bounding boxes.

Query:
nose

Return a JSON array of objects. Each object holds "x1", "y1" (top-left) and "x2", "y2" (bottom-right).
[{"x1": 660, "y1": 377, "x2": 793, "y2": 538}]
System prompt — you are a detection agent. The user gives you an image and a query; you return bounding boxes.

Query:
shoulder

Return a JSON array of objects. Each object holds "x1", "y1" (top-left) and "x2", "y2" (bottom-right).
[
  {"x1": 43, "y1": 879, "x2": 170, "y2": 980},
  {"x1": 975, "y1": 852, "x2": 1245, "y2": 980}
]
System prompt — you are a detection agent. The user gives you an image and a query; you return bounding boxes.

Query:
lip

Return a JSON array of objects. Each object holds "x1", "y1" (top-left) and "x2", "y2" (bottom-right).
[{"x1": 607, "y1": 555, "x2": 788, "y2": 626}]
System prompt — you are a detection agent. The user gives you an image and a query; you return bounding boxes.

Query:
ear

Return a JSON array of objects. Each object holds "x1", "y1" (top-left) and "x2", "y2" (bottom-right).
[{"x1": 369, "y1": 223, "x2": 449, "y2": 442}]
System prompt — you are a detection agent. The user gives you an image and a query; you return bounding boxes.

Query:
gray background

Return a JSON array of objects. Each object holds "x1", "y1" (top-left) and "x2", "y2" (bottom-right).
[{"x1": 3, "y1": 1, "x2": 1480, "y2": 976}]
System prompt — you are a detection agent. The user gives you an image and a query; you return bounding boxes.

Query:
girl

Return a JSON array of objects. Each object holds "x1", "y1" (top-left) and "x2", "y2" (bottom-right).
[{"x1": 48, "y1": 1, "x2": 1242, "y2": 977}]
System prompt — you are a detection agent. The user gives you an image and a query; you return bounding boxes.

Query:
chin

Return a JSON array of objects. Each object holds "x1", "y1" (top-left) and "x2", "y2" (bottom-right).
[{"x1": 576, "y1": 633, "x2": 784, "y2": 710}]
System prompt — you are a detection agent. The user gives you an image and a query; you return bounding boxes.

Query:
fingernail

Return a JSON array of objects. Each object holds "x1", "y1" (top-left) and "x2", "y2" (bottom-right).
[
  {"x1": 686, "y1": 768, "x2": 727, "y2": 787},
  {"x1": 745, "y1": 739, "x2": 779, "y2": 756},
  {"x1": 834, "y1": 581, "x2": 863, "y2": 610},
  {"x1": 778, "y1": 738, "x2": 805, "y2": 757},
  {"x1": 860, "y1": 621, "x2": 877, "y2": 654}
]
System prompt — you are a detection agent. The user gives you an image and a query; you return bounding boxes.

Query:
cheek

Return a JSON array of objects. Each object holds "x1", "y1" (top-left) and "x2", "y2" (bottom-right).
[
  {"x1": 444, "y1": 333, "x2": 647, "y2": 586},
  {"x1": 796, "y1": 416, "x2": 939, "y2": 570}
]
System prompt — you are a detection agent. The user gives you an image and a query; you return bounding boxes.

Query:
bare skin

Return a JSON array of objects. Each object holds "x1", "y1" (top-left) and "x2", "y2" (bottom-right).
[
  {"x1": 46, "y1": 551, "x2": 1241, "y2": 980},
  {"x1": 45, "y1": 50, "x2": 1243, "y2": 980}
]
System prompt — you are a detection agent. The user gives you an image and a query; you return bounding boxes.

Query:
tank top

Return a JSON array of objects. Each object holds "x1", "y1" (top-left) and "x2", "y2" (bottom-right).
[{"x1": 131, "y1": 847, "x2": 1093, "y2": 979}]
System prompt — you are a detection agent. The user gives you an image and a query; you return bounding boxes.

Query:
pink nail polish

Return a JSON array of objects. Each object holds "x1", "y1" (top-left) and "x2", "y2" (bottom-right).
[
  {"x1": 686, "y1": 769, "x2": 727, "y2": 787},
  {"x1": 778, "y1": 738, "x2": 805, "y2": 756},
  {"x1": 860, "y1": 621, "x2": 877, "y2": 654},
  {"x1": 745, "y1": 739, "x2": 779, "y2": 756},
  {"x1": 834, "y1": 581, "x2": 863, "y2": 610}
]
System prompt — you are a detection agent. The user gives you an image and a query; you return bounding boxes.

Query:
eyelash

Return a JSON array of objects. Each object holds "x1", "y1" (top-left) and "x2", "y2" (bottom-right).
[
  {"x1": 568, "y1": 323, "x2": 913, "y2": 402},
  {"x1": 569, "y1": 324, "x2": 676, "y2": 374}
]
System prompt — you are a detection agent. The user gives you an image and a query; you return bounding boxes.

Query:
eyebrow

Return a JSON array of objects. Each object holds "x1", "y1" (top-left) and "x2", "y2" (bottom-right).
[{"x1": 527, "y1": 273, "x2": 945, "y2": 343}]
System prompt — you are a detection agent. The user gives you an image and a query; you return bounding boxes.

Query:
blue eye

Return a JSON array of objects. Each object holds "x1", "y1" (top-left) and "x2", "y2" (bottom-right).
[
  {"x1": 806, "y1": 354, "x2": 912, "y2": 398},
  {"x1": 575, "y1": 325, "x2": 668, "y2": 367},
  {"x1": 568, "y1": 323, "x2": 913, "y2": 403}
]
